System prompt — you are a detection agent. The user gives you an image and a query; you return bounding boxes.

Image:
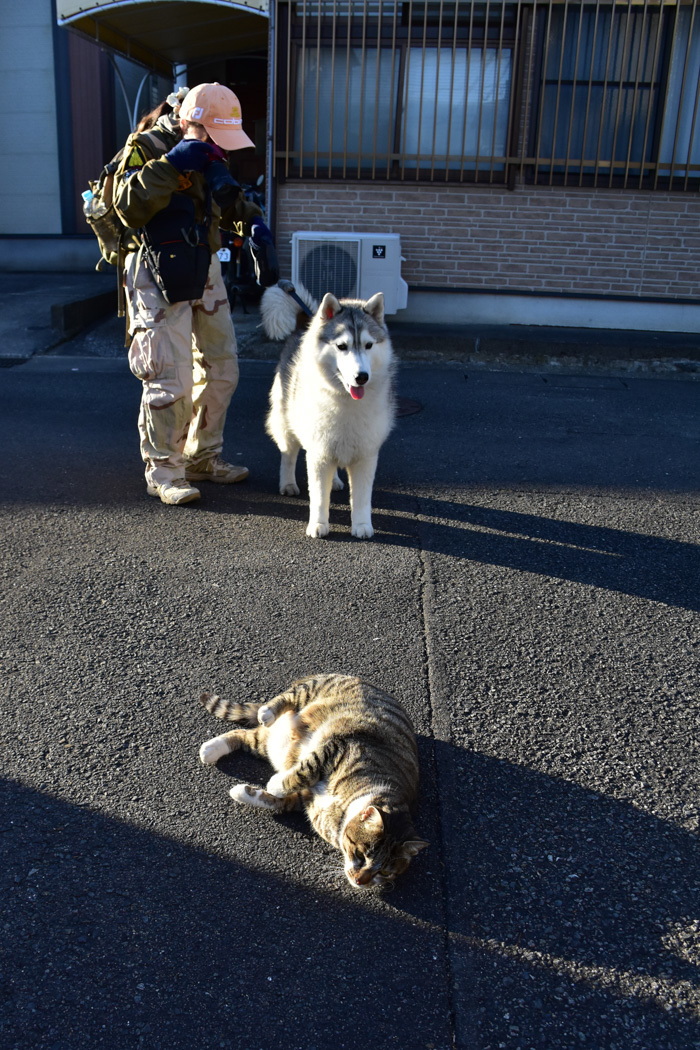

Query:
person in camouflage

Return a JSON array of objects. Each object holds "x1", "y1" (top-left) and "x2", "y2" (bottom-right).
[{"x1": 113, "y1": 83, "x2": 268, "y2": 505}]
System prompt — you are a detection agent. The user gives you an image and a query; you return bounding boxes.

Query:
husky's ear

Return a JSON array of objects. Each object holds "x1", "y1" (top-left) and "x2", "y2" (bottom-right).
[
  {"x1": 363, "y1": 292, "x2": 385, "y2": 325},
  {"x1": 319, "y1": 292, "x2": 342, "y2": 321}
]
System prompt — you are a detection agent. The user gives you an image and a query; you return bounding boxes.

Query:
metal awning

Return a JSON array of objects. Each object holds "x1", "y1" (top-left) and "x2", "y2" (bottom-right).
[{"x1": 56, "y1": 1, "x2": 269, "y2": 77}]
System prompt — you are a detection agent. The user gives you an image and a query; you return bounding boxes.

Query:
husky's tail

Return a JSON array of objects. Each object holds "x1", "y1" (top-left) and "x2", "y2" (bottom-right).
[
  {"x1": 260, "y1": 282, "x2": 317, "y2": 341},
  {"x1": 199, "y1": 693, "x2": 261, "y2": 725}
]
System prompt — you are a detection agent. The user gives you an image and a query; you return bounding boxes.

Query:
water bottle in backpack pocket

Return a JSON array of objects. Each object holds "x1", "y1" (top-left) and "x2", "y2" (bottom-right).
[{"x1": 82, "y1": 160, "x2": 126, "y2": 271}]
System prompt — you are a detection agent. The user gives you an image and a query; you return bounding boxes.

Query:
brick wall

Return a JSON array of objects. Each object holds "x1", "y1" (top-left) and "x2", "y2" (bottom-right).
[{"x1": 274, "y1": 180, "x2": 700, "y2": 301}]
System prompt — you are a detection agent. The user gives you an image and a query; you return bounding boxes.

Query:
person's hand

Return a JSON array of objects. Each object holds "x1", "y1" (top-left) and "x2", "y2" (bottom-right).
[
  {"x1": 205, "y1": 162, "x2": 241, "y2": 209},
  {"x1": 250, "y1": 218, "x2": 274, "y2": 246},
  {"x1": 165, "y1": 139, "x2": 215, "y2": 173}
]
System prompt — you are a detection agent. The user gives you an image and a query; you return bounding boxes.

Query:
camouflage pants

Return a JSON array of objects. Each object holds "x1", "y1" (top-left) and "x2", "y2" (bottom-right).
[{"x1": 125, "y1": 248, "x2": 239, "y2": 487}]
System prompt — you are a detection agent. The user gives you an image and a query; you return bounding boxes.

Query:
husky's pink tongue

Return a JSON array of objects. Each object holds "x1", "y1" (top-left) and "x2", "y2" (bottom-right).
[{"x1": 350, "y1": 386, "x2": 365, "y2": 400}]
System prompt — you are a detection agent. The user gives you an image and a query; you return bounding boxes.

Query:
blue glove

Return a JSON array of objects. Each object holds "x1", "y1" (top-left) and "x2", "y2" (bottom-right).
[
  {"x1": 250, "y1": 218, "x2": 274, "y2": 246},
  {"x1": 165, "y1": 139, "x2": 215, "y2": 173}
]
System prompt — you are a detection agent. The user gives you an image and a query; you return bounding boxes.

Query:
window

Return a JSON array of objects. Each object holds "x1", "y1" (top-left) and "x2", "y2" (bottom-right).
[
  {"x1": 532, "y1": 1, "x2": 700, "y2": 189},
  {"x1": 294, "y1": 47, "x2": 400, "y2": 175},
  {"x1": 279, "y1": 1, "x2": 518, "y2": 181},
  {"x1": 275, "y1": 1, "x2": 700, "y2": 190},
  {"x1": 658, "y1": 3, "x2": 700, "y2": 185},
  {"x1": 401, "y1": 44, "x2": 512, "y2": 174}
]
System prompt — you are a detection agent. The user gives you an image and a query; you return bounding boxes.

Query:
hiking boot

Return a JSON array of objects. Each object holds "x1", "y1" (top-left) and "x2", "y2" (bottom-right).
[
  {"x1": 147, "y1": 479, "x2": 201, "y2": 505},
  {"x1": 185, "y1": 456, "x2": 250, "y2": 484}
]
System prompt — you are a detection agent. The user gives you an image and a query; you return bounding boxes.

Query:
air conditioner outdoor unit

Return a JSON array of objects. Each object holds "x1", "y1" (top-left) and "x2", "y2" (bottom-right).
[{"x1": 291, "y1": 232, "x2": 408, "y2": 315}]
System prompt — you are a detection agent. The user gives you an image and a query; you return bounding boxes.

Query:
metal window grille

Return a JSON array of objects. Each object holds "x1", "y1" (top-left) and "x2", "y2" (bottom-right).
[{"x1": 273, "y1": 1, "x2": 700, "y2": 189}]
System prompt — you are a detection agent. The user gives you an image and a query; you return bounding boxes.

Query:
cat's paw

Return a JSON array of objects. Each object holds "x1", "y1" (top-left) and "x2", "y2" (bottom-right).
[
  {"x1": 331, "y1": 472, "x2": 345, "y2": 491},
  {"x1": 280, "y1": 482, "x2": 300, "y2": 497},
  {"x1": 266, "y1": 772, "x2": 287, "y2": 798},
  {"x1": 306, "y1": 521, "x2": 330, "y2": 539},
  {"x1": 230, "y1": 783, "x2": 258, "y2": 804},
  {"x1": 230, "y1": 784, "x2": 278, "y2": 810},
  {"x1": 351, "y1": 522, "x2": 374, "y2": 539},
  {"x1": 199, "y1": 736, "x2": 229, "y2": 765},
  {"x1": 258, "y1": 704, "x2": 276, "y2": 726}
]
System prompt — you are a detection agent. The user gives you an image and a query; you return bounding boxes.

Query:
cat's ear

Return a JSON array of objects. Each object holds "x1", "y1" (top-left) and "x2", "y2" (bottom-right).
[
  {"x1": 360, "y1": 806, "x2": 384, "y2": 832},
  {"x1": 401, "y1": 838, "x2": 429, "y2": 858}
]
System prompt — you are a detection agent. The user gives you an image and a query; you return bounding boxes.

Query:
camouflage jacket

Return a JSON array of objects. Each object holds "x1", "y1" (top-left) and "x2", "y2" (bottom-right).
[{"x1": 112, "y1": 113, "x2": 262, "y2": 255}]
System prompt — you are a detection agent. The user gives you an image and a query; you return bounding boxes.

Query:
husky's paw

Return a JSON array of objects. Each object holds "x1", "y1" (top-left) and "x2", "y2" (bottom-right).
[
  {"x1": 306, "y1": 521, "x2": 330, "y2": 539},
  {"x1": 351, "y1": 522, "x2": 374, "y2": 540},
  {"x1": 266, "y1": 772, "x2": 287, "y2": 798},
  {"x1": 280, "y1": 482, "x2": 300, "y2": 497},
  {"x1": 199, "y1": 736, "x2": 229, "y2": 765},
  {"x1": 332, "y1": 472, "x2": 345, "y2": 492},
  {"x1": 258, "y1": 704, "x2": 276, "y2": 726}
]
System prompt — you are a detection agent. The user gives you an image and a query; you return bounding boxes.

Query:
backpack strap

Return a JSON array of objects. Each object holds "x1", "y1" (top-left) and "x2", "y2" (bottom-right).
[
  {"x1": 117, "y1": 229, "x2": 127, "y2": 321},
  {"x1": 115, "y1": 128, "x2": 172, "y2": 323},
  {"x1": 140, "y1": 127, "x2": 171, "y2": 157}
]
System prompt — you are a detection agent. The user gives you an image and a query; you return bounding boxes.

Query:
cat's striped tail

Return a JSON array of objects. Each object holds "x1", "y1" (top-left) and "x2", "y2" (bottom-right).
[{"x1": 199, "y1": 693, "x2": 261, "y2": 726}]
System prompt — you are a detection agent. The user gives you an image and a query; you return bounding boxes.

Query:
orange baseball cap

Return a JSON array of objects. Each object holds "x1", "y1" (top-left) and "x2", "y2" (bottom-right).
[{"x1": 179, "y1": 83, "x2": 255, "y2": 151}]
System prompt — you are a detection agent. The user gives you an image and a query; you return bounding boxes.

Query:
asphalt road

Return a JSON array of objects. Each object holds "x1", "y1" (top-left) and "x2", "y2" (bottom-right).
[{"x1": 1, "y1": 330, "x2": 699, "y2": 1050}]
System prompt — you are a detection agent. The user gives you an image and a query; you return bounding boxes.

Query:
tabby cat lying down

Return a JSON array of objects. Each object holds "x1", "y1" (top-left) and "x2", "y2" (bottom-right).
[{"x1": 198, "y1": 673, "x2": 428, "y2": 889}]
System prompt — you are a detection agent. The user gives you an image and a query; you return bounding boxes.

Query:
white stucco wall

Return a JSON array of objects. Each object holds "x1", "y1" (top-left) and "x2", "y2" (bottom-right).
[{"x1": 0, "y1": 0, "x2": 62, "y2": 233}]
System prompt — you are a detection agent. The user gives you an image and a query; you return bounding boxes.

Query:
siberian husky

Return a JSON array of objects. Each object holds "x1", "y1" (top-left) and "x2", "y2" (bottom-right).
[{"x1": 261, "y1": 283, "x2": 396, "y2": 539}]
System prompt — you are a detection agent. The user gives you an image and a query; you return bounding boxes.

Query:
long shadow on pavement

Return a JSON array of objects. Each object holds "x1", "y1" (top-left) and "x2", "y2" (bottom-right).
[
  {"x1": 5, "y1": 737, "x2": 698, "y2": 1050},
  {"x1": 401, "y1": 740, "x2": 699, "y2": 1049},
  {"x1": 2, "y1": 779, "x2": 450, "y2": 1050},
  {"x1": 227, "y1": 487, "x2": 700, "y2": 613}
]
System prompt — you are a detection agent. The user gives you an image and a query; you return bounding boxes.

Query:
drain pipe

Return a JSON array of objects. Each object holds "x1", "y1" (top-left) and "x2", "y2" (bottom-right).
[{"x1": 265, "y1": 0, "x2": 276, "y2": 231}]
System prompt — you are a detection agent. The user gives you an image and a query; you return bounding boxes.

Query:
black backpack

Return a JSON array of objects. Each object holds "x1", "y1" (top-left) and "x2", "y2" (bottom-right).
[{"x1": 140, "y1": 193, "x2": 212, "y2": 304}]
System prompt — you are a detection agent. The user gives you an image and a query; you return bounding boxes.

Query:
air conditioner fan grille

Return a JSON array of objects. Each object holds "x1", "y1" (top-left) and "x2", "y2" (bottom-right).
[{"x1": 298, "y1": 240, "x2": 359, "y2": 301}]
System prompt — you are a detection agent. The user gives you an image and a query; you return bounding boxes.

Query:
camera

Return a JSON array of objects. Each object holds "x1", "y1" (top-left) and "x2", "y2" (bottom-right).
[{"x1": 205, "y1": 162, "x2": 241, "y2": 209}]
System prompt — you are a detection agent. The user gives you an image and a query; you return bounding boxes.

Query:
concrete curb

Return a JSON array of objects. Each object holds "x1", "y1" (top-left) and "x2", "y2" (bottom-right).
[
  {"x1": 3, "y1": 272, "x2": 700, "y2": 378},
  {"x1": 50, "y1": 290, "x2": 118, "y2": 339}
]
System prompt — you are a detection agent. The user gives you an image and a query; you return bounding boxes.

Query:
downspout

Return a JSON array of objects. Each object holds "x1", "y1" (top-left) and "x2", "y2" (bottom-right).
[
  {"x1": 52, "y1": 2, "x2": 75, "y2": 233},
  {"x1": 266, "y1": 0, "x2": 276, "y2": 230}
]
